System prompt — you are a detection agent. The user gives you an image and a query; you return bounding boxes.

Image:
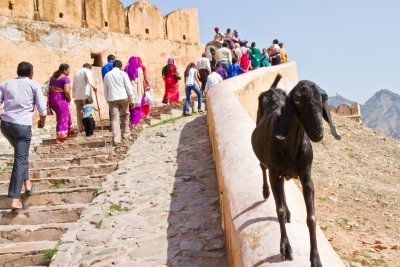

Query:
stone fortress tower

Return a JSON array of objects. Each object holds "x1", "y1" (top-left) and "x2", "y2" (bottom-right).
[{"x1": 0, "y1": 0, "x2": 204, "y2": 118}]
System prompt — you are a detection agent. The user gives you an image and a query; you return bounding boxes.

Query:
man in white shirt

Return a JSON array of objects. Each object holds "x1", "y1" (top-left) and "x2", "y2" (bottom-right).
[
  {"x1": 72, "y1": 63, "x2": 97, "y2": 133},
  {"x1": 196, "y1": 53, "x2": 211, "y2": 94},
  {"x1": 103, "y1": 60, "x2": 137, "y2": 145},
  {"x1": 215, "y1": 42, "x2": 232, "y2": 73},
  {"x1": 205, "y1": 71, "x2": 223, "y2": 94}
]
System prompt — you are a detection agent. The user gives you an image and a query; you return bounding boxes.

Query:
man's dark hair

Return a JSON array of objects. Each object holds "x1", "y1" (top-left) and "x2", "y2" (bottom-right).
[
  {"x1": 227, "y1": 28, "x2": 231, "y2": 33},
  {"x1": 17, "y1": 62, "x2": 33, "y2": 77},
  {"x1": 232, "y1": 58, "x2": 238, "y2": 64},
  {"x1": 273, "y1": 39, "x2": 279, "y2": 44},
  {"x1": 222, "y1": 42, "x2": 228, "y2": 48},
  {"x1": 251, "y1": 42, "x2": 256, "y2": 47},
  {"x1": 113, "y1": 60, "x2": 123, "y2": 69},
  {"x1": 107, "y1": 54, "x2": 116, "y2": 61},
  {"x1": 83, "y1": 63, "x2": 92, "y2": 69}
]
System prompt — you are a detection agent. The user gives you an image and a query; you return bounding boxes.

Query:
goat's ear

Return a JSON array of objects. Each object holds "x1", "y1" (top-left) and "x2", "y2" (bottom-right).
[
  {"x1": 321, "y1": 89, "x2": 341, "y2": 140},
  {"x1": 274, "y1": 95, "x2": 294, "y2": 140}
]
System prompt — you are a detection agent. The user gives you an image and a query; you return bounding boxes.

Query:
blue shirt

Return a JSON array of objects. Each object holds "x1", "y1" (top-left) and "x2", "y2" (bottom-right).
[
  {"x1": 82, "y1": 103, "x2": 94, "y2": 118},
  {"x1": 101, "y1": 61, "x2": 114, "y2": 79},
  {"x1": 0, "y1": 77, "x2": 47, "y2": 125},
  {"x1": 228, "y1": 63, "x2": 245, "y2": 78}
]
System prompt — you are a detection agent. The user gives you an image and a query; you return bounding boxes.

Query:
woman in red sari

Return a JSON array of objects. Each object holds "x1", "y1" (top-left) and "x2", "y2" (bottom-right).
[
  {"x1": 162, "y1": 58, "x2": 181, "y2": 104},
  {"x1": 239, "y1": 49, "x2": 252, "y2": 74}
]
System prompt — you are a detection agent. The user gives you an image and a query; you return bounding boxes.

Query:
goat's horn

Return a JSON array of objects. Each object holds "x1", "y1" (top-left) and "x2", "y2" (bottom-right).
[{"x1": 271, "y1": 74, "x2": 282, "y2": 89}]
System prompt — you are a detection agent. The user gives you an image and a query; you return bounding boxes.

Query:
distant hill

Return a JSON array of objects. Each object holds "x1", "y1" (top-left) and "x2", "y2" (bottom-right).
[
  {"x1": 328, "y1": 94, "x2": 355, "y2": 107},
  {"x1": 361, "y1": 89, "x2": 400, "y2": 140}
]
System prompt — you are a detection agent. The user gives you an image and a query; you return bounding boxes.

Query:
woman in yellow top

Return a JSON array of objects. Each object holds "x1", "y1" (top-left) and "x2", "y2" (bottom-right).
[{"x1": 279, "y1": 42, "x2": 288, "y2": 63}]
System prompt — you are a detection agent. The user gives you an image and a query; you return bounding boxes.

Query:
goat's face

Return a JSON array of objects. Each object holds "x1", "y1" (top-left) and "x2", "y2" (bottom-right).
[
  {"x1": 275, "y1": 80, "x2": 341, "y2": 142},
  {"x1": 292, "y1": 81, "x2": 326, "y2": 142}
]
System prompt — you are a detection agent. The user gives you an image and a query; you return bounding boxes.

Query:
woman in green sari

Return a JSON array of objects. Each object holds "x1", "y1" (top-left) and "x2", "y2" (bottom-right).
[
  {"x1": 249, "y1": 42, "x2": 262, "y2": 70},
  {"x1": 260, "y1": 48, "x2": 269, "y2": 67}
]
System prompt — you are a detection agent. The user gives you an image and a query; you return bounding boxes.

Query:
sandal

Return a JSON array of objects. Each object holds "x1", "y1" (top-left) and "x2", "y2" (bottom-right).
[
  {"x1": 25, "y1": 184, "x2": 35, "y2": 196},
  {"x1": 198, "y1": 109, "x2": 204, "y2": 113},
  {"x1": 11, "y1": 204, "x2": 30, "y2": 213}
]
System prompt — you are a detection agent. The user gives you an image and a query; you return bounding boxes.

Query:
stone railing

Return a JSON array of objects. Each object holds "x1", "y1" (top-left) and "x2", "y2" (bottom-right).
[{"x1": 206, "y1": 62, "x2": 344, "y2": 266}]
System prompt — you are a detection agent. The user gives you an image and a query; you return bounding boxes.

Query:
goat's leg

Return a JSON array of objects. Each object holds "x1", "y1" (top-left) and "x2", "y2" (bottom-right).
[
  {"x1": 280, "y1": 178, "x2": 291, "y2": 223},
  {"x1": 269, "y1": 169, "x2": 293, "y2": 261},
  {"x1": 300, "y1": 173, "x2": 322, "y2": 267},
  {"x1": 260, "y1": 163, "x2": 270, "y2": 199}
]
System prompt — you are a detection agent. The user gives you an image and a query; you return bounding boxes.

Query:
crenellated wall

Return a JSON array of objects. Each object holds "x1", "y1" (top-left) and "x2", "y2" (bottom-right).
[
  {"x1": 38, "y1": 0, "x2": 82, "y2": 27},
  {"x1": 0, "y1": 0, "x2": 35, "y2": 20},
  {"x1": 103, "y1": 0, "x2": 126, "y2": 33},
  {"x1": 330, "y1": 103, "x2": 363, "y2": 123},
  {"x1": 127, "y1": 0, "x2": 164, "y2": 39},
  {"x1": 0, "y1": 0, "x2": 200, "y2": 44},
  {"x1": 165, "y1": 8, "x2": 200, "y2": 44}
]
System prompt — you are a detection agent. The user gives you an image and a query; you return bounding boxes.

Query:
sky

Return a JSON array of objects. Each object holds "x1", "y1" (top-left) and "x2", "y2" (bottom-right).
[{"x1": 121, "y1": 0, "x2": 400, "y2": 104}]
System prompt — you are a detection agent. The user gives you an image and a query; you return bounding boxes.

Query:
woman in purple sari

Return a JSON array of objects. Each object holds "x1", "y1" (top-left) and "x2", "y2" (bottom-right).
[
  {"x1": 48, "y1": 63, "x2": 74, "y2": 143},
  {"x1": 124, "y1": 56, "x2": 144, "y2": 127}
]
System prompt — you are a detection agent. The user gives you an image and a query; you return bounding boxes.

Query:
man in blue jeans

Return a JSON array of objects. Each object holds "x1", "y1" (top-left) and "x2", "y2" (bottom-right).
[{"x1": 0, "y1": 62, "x2": 47, "y2": 212}]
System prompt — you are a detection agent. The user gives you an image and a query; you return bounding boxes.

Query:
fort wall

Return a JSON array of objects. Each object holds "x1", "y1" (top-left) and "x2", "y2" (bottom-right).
[
  {"x1": 0, "y1": 0, "x2": 203, "y2": 120},
  {"x1": 0, "y1": 0, "x2": 200, "y2": 44}
]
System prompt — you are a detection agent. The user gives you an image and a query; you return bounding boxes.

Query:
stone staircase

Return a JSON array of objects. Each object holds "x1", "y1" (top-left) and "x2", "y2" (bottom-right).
[{"x1": 0, "y1": 102, "x2": 189, "y2": 266}]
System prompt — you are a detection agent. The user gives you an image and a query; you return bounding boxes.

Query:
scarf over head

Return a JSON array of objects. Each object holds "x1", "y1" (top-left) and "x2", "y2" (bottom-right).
[
  {"x1": 167, "y1": 58, "x2": 174, "y2": 65},
  {"x1": 137, "y1": 57, "x2": 146, "y2": 73},
  {"x1": 124, "y1": 56, "x2": 139, "y2": 81}
]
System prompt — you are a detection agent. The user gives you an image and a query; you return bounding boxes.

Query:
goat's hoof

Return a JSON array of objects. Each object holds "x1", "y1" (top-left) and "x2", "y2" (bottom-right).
[
  {"x1": 280, "y1": 242, "x2": 293, "y2": 261},
  {"x1": 262, "y1": 189, "x2": 270, "y2": 200},
  {"x1": 285, "y1": 213, "x2": 291, "y2": 223},
  {"x1": 311, "y1": 257, "x2": 322, "y2": 267}
]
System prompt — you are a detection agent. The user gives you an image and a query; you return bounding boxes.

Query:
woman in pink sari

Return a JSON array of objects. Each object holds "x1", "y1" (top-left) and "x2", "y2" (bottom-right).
[
  {"x1": 162, "y1": 58, "x2": 180, "y2": 104},
  {"x1": 124, "y1": 56, "x2": 145, "y2": 127},
  {"x1": 48, "y1": 63, "x2": 75, "y2": 143}
]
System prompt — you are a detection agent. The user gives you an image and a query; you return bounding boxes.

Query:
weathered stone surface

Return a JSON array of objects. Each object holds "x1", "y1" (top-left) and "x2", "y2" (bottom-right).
[{"x1": 51, "y1": 115, "x2": 227, "y2": 266}]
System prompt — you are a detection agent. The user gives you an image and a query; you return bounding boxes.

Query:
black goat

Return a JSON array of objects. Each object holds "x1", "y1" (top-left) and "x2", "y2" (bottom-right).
[{"x1": 251, "y1": 74, "x2": 341, "y2": 267}]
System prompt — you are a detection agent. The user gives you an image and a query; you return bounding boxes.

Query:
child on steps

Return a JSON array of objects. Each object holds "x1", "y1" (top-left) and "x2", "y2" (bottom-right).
[{"x1": 82, "y1": 97, "x2": 99, "y2": 136}]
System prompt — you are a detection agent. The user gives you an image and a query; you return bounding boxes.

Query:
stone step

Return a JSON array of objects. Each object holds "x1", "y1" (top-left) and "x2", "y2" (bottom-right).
[
  {"x1": 0, "y1": 240, "x2": 56, "y2": 266},
  {"x1": 0, "y1": 175, "x2": 107, "y2": 193},
  {"x1": 35, "y1": 145, "x2": 129, "y2": 159},
  {"x1": 34, "y1": 140, "x2": 111, "y2": 154},
  {"x1": 41, "y1": 134, "x2": 112, "y2": 145},
  {"x1": 0, "y1": 162, "x2": 117, "y2": 181},
  {"x1": 0, "y1": 187, "x2": 97, "y2": 209},
  {"x1": 0, "y1": 222, "x2": 74, "y2": 243},
  {"x1": 0, "y1": 204, "x2": 87, "y2": 225},
  {"x1": 2, "y1": 154, "x2": 119, "y2": 169}
]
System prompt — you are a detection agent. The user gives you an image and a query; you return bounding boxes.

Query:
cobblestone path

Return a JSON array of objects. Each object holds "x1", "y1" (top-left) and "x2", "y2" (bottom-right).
[{"x1": 52, "y1": 114, "x2": 228, "y2": 266}]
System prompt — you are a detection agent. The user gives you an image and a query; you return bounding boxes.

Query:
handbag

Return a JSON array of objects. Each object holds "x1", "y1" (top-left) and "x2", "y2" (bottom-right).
[{"x1": 144, "y1": 88, "x2": 154, "y2": 104}]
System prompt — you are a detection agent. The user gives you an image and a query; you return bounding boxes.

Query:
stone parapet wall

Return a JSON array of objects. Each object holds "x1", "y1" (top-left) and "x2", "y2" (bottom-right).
[
  {"x1": 206, "y1": 63, "x2": 345, "y2": 266},
  {"x1": 0, "y1": 0, "x2": 200, "y2": 44}
]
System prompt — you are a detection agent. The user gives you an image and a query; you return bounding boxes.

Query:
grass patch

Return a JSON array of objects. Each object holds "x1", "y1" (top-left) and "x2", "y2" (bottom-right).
[
  {"x1": 93, "y1": 187, "x2": 103, "y2": 197},
  {"x1": 106, "y1": 203, "x2": 129, "y2": 217},
  {"x1": 44, "y1": 240, "x2": 73, "y2": 260},
  {"x1": 95, "y1": 220, "x2": 103, "y2": 229},
  {"x1": 147, "y1": 116, "x2": 185, "y2": 129},
  {"x1": 50, "y1": 182, "x2": 65, "y2": 190}
]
